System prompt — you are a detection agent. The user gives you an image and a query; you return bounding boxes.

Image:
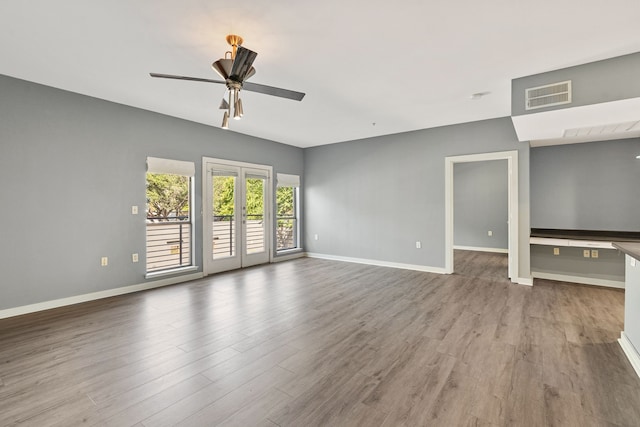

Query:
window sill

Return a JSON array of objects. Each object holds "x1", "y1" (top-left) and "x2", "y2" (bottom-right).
[
  {"x1": 274, "y1": 249, "x2": 305, "y2": 262},
  {"x1": 146, "y1": 265, "x2": 199, "y2": 280},
  {"x1": 276, "y1": 248, "x2": 303, "y2": 255}
]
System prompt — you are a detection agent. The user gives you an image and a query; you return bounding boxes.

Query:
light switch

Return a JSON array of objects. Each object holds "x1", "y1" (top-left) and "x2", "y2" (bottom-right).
[{"x1": 131, "y1": 205, "x2": 139, "y2": 215}]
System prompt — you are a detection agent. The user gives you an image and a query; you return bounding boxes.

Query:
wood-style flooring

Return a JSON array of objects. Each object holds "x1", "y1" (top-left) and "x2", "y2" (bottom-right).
[{"x1": 1, "y1": 250, "x2": 639, "y2": 426}]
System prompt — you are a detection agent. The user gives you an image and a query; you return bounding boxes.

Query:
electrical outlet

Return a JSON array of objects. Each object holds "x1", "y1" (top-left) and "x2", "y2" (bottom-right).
[
  {"x1": 487, "y1": 230, "x2": 493, "y2": 236},
  {"x1": 591, "y1": 249, "x2": 598, "y2": 259},
  {"x1": 132, "y1": 253, "x2": 139, "y2": 263},
  {"x1": 101, "y1": 257, "x2": 108, "y2": 266},
  {"x1": 314, "y1": 234, "x2": 319, "y2": 240},
  {"x1": 583, "y1": 250, "x2": 591, "y2": 258},
  {"x1": 416, "y1": 241, "x2": 422, "y2": 249},
  {"x1": 131, "y1": 205, "x2": 138, "y2": 215},
  {"x1": 553, "y1": 247, "x2": 560, "y2": 255}
]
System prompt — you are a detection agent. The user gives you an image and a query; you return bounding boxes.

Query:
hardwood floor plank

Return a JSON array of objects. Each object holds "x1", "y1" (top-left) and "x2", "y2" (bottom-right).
[
  {"x1": 96, "y1": 347, "x2": 238, "y2": 419},
  {"x1": 100, "y1": 374, "x2": 213, "y2": 427},
  {"x1": 215, "y1": 388, "x2": 292, "y2": 427},
  {"x1": 0, "y1": 251, "x2": 638, "y2": 426},
  {"x1": 172, "y1": 366, "x2": 295, "y2": 426},
  {"x1": 141, "y1": 344, "x2": 298, "y2": 427}
]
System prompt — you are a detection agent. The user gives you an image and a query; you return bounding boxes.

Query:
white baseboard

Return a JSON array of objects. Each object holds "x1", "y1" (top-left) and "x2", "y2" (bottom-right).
[
  {"x1": 619, "y1": 332, "x2": 640, "y2": 379},
  {"x1": 531, "y1": 271, "x2": 625, "y2": 289},
  {"x1": 0, "y1": 272, "x2": 204, "y2": 320},
  {"x1": 305, "y1": 252, "x2": 447, "y2": 274},
  {"x1": 454, "y1": 245, "x2": 509, "y2": 254},
  {"x1": 516, "y1": 277, "x2": 533, "y2": 286}
]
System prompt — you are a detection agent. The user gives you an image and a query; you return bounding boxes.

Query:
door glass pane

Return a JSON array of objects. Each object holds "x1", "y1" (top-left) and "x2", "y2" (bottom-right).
[
  {"x1": 245, "y1": 177, "x2": 265, "y2": 254},
  {"x1": 212, "y1": 174, "x2": 236, "y2": 259}
]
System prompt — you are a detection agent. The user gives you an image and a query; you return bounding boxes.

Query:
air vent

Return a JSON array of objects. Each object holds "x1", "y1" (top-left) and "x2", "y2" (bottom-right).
[
  {"x1": 525, "y1": 80, "x2": 572, "y2": 110},
  {"x1": 563, "y1": 120, "x2": 640, "y2": 138}
]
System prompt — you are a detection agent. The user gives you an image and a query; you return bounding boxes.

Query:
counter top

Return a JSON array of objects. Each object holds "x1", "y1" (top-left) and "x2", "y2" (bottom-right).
[
  {"x1": 613, "y1": 242, "x2": 640, "y2": 261},
  {"x1": 532, "y1": 228, "x2": 640, "y2": 242}
]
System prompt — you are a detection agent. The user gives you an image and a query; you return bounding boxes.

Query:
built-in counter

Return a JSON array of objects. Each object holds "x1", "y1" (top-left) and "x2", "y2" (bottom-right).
[
  {"x1": 612, "y1": 242, "x2": 640, "y2": 378},
  {"x1": 530, "y1": 229, "x2": 640, "y2": 288}
]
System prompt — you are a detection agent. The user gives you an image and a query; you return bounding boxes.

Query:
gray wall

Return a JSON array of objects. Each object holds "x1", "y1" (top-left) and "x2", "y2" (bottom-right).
[
  {"x1": 454, "y1": 160, "x2": 508, "y2": 250},
  {"x1": 303, "y1": 117, "x2": 530, "y2": 275},
  {"x1": 531, "y1": 138, "x2": 640, "y2": 231},
  {"x1": 531, "y1": 245, "x2": 625, "y2": 283},
  {"x1": 512, "y1": 51, "x2": 640, "y2": 116},
  {"x1": 0, "y1": 74, "x2": 304, "y2": 310}
]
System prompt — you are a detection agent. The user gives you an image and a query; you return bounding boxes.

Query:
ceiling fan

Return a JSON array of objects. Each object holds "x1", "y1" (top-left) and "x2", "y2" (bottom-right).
[{"x1": 150, "y1": 34, "x2": 305, "y2": 129}]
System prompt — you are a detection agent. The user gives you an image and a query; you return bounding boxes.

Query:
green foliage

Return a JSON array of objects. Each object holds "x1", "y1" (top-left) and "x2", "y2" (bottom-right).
[
  {"x1": 146, "y1": 173, "x2": 189, "y2": 219},
  {"x1": 245, "y1": 178, "x2": 264, "y2": 216},
  {"x1": 213, "y1": 176, "x2": 235, "y2": 216},
  {"x1": 276, "y1": 186, "x2": 294, "y2": 217},
  {"x1": 212, "y1": 177, "x2": 297, "y2": 248}
]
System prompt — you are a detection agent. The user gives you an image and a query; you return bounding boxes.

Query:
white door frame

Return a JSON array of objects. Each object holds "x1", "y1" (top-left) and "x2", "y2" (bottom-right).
[
  {"x1": 444, "y1": 150, "x2": 519, "y2": 281},
  {"x1": 202, "y1": 157, "x2": 273, "y2": 276}
]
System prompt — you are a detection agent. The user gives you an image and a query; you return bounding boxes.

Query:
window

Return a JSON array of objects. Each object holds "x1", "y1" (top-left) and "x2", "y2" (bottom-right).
[
  {"x1": 146, "y1": 157, "x2": 195, "y2": 273},
  {"x1": 276, "y1": 173, "x2": 300, "y2": 252}
]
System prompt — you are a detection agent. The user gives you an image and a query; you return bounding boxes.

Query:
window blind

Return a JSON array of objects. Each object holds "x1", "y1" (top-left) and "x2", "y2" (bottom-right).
[
  {"x1": 147, "y1": 157, "x2": 195, "y2": 177},
  {"x1": 277, "y1": 173, "x2": 300, "y2": 187}
]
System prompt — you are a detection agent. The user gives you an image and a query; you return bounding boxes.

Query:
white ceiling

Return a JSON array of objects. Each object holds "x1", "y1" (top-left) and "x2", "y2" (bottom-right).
[{"x1": 2, "y1": 1, "x2": 640, "y2": 148}]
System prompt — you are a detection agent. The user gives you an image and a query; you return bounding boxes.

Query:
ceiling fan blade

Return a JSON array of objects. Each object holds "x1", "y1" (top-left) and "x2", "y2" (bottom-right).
[
  {"x1": 229, "y1": 46, "x2": 258, "y2": 82},
  {"x1": 150, "y1": 73, "x2": 226, "y2": 85},
  {"x1": 242, "y1": 81, "x2": 306, "y2": 101}
]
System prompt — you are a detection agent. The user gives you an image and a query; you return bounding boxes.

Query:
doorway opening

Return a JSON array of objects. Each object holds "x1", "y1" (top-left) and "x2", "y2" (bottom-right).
[{"x1": 444, "y1": 151, "x2": 519, "y2": 282}]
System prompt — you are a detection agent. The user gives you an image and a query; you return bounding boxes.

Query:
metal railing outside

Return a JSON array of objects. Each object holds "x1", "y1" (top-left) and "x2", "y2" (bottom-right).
[
  {"x1": 146, "y1": 216, "x2": 191, "y2": 272},
  {"x1": 212, "y1": 214, "x2": 266, "y2": 258},
  {"x1": 277, "y1": 217, "x2": 297, "y2": 250}
]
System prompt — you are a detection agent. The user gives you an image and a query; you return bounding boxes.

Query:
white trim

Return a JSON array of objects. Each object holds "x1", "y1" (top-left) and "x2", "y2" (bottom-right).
[
  {"x1": 0, "y1": 272, "x2": 203, "y2": 320},
  {"x1": 306, "y1": 252, "x2": 448, "y2": 274},
  {"x1": 453, "y1": 245, "x2": 509, "y2": 254},
  {"x1": 273, "y1": 250, "x2": 306, "y2": 262},
  {"x1": 531, "y1": 271, "x2": 625, "y2": 289},
  {"x1": 445, "y1": 151, "x2": 519, "y2": 282},
  {"x1": 516, "y1": 277, "x2": 534, "y2": 286},
  {"x1": 619, "y1": 332, "x2": 640, "y2": 379},
  {"x1": 530, "y1": 237, "x2": 614, "y2": 249},
  {"x1": 145, "y1": 265, "x2": 199, "y2": 279}
]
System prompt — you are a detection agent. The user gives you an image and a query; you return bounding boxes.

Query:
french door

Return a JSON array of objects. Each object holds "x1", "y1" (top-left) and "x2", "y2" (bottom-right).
[{"x1": 203, "y1": 158, "x2": 272, "y2": 275}]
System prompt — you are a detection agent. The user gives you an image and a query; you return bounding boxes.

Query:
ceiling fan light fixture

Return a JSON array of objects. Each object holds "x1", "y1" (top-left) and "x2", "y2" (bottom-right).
[
  {"x1": 236, "y1": 98, "x2": 244, "y2": 117},
  {"x1": 221, "y1": 111, "x2": 229, "y2": 129},
  {"x1": 150, "y1": 34, "x2": 305, "y2": 129},
  {"x1": 212, "y1": 58, "x2": 233, "y2": 80}
]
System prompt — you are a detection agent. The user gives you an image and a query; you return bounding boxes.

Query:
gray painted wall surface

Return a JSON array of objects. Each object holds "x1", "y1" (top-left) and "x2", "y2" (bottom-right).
[
  {"x1": 531, "y1": 245, "x2": 625, "y2": 283},
  {"x1": 454, "y1": 160, "x2": 508, "y2": 250},
  {"x1": 303, "y1": 117, "x2": 530, "y2": 275},
  {"x1": 0, "y1": 74, "x2": 303, "y2": 310},
  {"x1": 530, "y1": 138, "x2": 640, "y2": 231},
  {"x1": 512, "y1": 51, "x2": 640, "y2": 116}
]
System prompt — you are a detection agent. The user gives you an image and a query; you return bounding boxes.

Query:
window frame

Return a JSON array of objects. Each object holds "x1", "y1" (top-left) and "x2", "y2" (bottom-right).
[
  {"x1": 276, "y1": 173, "x2": 301, "y2": 254},
  {"x1": 145, "y1": 157, "x2": 197, "y2": 278}
]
